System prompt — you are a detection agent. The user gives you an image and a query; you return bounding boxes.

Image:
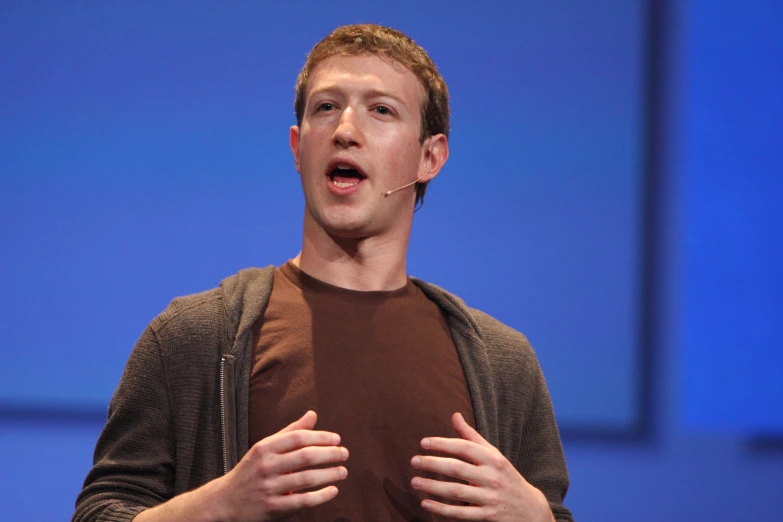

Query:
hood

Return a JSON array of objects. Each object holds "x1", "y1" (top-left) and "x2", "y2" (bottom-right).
[{"x1": 219, "y1": 266, "x2": 276, "y2": 355}]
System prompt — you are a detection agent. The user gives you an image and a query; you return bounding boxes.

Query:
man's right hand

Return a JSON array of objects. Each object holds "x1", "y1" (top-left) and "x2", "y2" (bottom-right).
[{"x1": 135, "y1": 410, "x2": 348, "y2": 522}]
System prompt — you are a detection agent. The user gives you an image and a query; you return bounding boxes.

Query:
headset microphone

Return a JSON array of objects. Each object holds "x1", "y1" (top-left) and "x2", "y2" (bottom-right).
[{"x1": 384, "y1": 177, "x2": 423, "y2": 197}]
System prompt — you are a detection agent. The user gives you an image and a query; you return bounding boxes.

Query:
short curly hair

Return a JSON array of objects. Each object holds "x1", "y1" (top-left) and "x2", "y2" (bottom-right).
[{"x1": 294, "y1": 24, "x2": 450, "y2": 207}]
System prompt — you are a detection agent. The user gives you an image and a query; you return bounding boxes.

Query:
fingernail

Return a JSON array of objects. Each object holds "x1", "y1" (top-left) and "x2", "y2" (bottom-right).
[
  {"x1": 331, "y1": 434, "x2": 340, "y2": 444},
  {"x1": 331, "y1": 486, "x2": 339, "y2": 497},
  {"x1": 411, "y1": 456, "x2": 421, "y2": 467},
  {"x1": 421, "y1": 500, "x2": 432, "y2": 510},
  {"x1": 339, "y1": 467, "x2": 347, "y2": 478},
  {"x1": 411, "y1": 477, "x2": 422, "y2": 488},
  {"x1": 421, "y1": 438, "x2": 431, "y2": 448},
  {"x1": 341, "y1": 447, "x2": 349, "y2": 459}
]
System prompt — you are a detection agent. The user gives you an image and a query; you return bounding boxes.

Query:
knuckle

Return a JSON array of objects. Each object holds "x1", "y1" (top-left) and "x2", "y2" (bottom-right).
[
  {"x1": 249, "y1": 441, "x2": 266, "y2": 459},
  {"x1": 263, "y1": 496, "x2": 282, "y2": 514},
  {"x1": 488, "y1": 476, "x2": 503, "y2": 491},
  {"x1": 255, "y1": 457, "x2": 275, "y2": 478},
  {"x1": 258, "y1": 479, "x2": 276, "y2": 498},
  {"x1": 295, "y1": 472, "x2": 315, "y2": 489},
  {"x1": 291, "y1": 431, "x2": 307, "y2": 446},
  {"x1": 490, "y1": 453, "x2": 506, "y2": 469},
  {"x1": 301, "y1": 448, "x2": 317, "y2": 466}
]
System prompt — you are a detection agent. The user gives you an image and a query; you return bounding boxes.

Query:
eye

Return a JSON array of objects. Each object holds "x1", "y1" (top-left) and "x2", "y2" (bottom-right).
[
  {"x1": 374, "y1": 105, "x2": 392, "y2": 116},
  {"x1": 315, "y1": 102, "x2": 336, "y2": 112}
]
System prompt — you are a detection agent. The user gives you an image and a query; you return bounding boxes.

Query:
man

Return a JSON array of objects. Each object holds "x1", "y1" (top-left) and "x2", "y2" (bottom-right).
[{"x1": 73, "y1": 24, "x2": 573, "y2": 522}]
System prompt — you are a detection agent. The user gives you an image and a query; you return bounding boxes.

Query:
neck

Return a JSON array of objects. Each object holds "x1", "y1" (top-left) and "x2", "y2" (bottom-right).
[{"x1": 295, "y1": 216, "x2": 412, "y2": 292}]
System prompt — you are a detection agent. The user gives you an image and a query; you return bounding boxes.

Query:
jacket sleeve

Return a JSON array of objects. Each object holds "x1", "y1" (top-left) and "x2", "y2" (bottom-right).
[
  {"x1": 466, "y1": 306, "x2": 574, "y2": 522},
  {"x1": 515, "y1": 358, "x2": 574, "y2": 522},
  {"x1": 72, "y1": 324, "x2": 175, "y2": 522}
]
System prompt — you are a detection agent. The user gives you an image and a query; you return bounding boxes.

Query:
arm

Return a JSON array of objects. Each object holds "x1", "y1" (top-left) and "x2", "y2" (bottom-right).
[
  {"x1": 72, "y1": 324, "x2": 348, "y2": 522},
  {"x1": 512, "y1": 362, "x2": 572, "y2": 522},
  {"x1": 72, "y1": 325, "x2": 177, "y2": 522},
  {"x1": 135, "y1": 411, "x2": 349, "y2": 522}
]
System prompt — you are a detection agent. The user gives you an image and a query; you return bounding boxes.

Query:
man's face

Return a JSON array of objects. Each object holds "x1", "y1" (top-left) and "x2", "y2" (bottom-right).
[{"x1": 290, "y1": 54, "x2": 442, "y2": 241}]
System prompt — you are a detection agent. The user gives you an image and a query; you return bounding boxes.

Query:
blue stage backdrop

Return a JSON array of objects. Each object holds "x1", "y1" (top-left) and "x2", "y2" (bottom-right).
[
  {"x1": 1, "y1": 1, "x2": 646, "y2": 430},
  {"x1": 681, "y1": 1, "x2": 783, "y2": 434}
]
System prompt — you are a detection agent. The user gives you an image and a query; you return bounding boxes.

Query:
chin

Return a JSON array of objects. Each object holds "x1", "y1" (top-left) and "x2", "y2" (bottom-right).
[
  {"x1": 321, "y1": 220, "x2": 373, "y2": 240},
  {"x1": 312, "y1": 207, "x2": 374, "y2": 240}
]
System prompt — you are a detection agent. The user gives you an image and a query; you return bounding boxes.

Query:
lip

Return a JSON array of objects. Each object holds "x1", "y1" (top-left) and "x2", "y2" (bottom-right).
[{"x1": 325, "y1": 157, "x2": 367, "y2": 197}]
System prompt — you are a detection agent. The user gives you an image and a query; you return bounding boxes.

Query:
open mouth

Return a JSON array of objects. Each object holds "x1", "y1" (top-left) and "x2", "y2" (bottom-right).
[{"x1": 328, "y1": 163, "x2": 367, "y2": 189}]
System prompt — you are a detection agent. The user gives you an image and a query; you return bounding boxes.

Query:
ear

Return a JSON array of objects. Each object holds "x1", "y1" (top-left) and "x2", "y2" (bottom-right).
[
  {"x1": 290, "y1": 125, "x2": 301, "y2": 173},
  {"x1": 417, "y1": 134, "x2": 449, "y2": 183}
]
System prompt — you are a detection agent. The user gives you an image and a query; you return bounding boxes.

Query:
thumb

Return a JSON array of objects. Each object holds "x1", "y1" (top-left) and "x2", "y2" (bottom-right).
[
  {"x1": 452, "y1": 412, "x2": 491, "y2": 448},
  {"x1": 280, "y1": 410, "x2": 318, "y2": 433}
]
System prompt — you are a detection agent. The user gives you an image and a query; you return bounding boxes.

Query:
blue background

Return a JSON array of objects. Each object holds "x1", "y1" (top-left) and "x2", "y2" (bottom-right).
[
  {"x1": 1, "y1": 1, "x2": 643, "y2": 427},
  {"x1": 1, "y1": 1, "x2": 782, "y2": 521}
]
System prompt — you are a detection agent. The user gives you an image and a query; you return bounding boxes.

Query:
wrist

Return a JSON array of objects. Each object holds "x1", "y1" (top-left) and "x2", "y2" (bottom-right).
[
  {"x1": 132, "y1": 482, "x2": 230, "y2": 522},
  {"x1": 195, "y1": 475, "x2": 235, "y2": 522},
  {"x1": 532, "y1": 488, "x2": 555, "y2": 522}
]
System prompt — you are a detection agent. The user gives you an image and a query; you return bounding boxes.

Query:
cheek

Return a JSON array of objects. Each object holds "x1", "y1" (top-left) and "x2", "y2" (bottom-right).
[
  {"x1": 377, "y1": 136, "x2": 422, "y2": 176},
  {"x1": 404, "y1": 142, "x2": 425, "y2": 174},
  {"x1": 298, "y1": 135, "x2": 326, "y2": 173}
]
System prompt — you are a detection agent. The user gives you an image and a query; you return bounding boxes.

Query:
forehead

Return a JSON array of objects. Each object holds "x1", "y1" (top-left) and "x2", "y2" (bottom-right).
[{"x1": 305, "y1": 54, "x2": 425, "y2": 106}]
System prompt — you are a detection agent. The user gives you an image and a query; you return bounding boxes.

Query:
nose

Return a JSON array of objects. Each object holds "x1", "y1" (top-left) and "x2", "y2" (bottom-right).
[{"x1": 332, "y1": 107, "x2": 361, "y2": 149}]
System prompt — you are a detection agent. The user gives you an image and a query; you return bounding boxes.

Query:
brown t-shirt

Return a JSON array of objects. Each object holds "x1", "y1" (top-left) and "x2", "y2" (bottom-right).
[{"x1": 249, "y1": 261, "x2": 476, "y2": 521}]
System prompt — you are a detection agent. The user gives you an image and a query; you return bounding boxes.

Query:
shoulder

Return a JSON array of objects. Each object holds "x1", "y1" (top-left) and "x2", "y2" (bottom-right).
[
  {"x1": 411, "y1": 278, "x2": 540, "y2": 375},
  {"x1": 465, "y1": 307, "x2": 544, "y2": 391},
  {"x1": 147, "y1": 285, "x2": 225, "y2": 348},
  {"x1": 147, "y1": 266, "x2": 276, "y2": 353},
  {"x1": 467, "y1": 307, "x2": 533, "y2": 352}
]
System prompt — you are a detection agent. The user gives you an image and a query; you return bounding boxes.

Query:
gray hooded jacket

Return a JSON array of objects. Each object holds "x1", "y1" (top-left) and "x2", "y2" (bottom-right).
[{"x1": 73, "y1": 267, "x2": 572, "y2": 522}]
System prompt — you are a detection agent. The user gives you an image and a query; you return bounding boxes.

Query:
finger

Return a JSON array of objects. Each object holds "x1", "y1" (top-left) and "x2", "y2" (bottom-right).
[
  {"x1": 411, "y1": 455, "x2": 483, "y2": 485},
  {"x1": 273, "y1": 465, "x2": 348, "y2": 494},
  {"x1": 271, "y1": 445, "x2": 349, "y2": 474},
  {"x1": 279, "y1": 410, "x2": 318, "y2": 434},
  {"x1": 256, "y1": 429, "x2": 342, "y2": 456},
  {"x1": 452, "y1": 412, "x2": 492, "y2": 449},
  {"x1": 420, "y1": 436, "x2": 488, "y2": 465},
  {"x1": 410, "y1": 476, "x2": 486, "y2": 505},
  {"x1": 266, "y1": 485, "x2": 340, "y2": 514},
  {"x1": 420, "y1": 498, "x2": 486, "y2": 520}
]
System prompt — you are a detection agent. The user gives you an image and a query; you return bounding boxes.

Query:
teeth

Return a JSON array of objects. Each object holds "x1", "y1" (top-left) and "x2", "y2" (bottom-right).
[
  {"x1": 332, "y1": 179, "x2": 359, "y2": 188},
  {"x1": 335, "y1": 164, "x2": 354, "y2": 170}
]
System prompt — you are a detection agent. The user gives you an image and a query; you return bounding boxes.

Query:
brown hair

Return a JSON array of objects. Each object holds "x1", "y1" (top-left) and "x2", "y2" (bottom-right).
[{"x1": 294, "y1": 24, "x2": 450, "y2": 207}]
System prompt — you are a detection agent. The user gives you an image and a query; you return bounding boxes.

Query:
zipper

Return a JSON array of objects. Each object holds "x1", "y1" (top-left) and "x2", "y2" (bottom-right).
[{"x1": 219, "y1": 355, "x2": 229, "y2": 475}]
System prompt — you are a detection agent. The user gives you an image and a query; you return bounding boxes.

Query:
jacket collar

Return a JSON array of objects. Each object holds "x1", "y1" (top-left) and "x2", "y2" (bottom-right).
[{"x1": 411, "y1": 278, "x2": 500, "y2": 448}]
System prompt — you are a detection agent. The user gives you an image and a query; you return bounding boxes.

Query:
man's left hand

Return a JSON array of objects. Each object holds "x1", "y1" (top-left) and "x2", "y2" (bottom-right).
[{"x1": 410, "y1": 412, "x2": 555, "y2": 522}]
